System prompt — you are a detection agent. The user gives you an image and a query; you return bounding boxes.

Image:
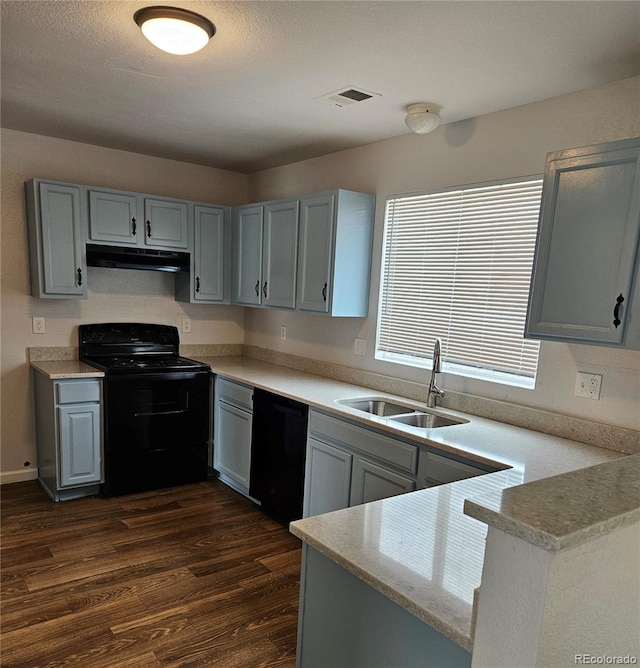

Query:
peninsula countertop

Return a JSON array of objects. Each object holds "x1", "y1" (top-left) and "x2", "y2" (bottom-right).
[
  {"x1": 201, "y1": 355, "x2": 627, "y2": 651},
  {"x1": 29, "y1": 352, "x2": 632, "y2": 651}
]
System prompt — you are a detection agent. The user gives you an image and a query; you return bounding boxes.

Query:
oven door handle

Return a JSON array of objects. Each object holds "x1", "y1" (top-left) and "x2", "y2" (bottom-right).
[{"x1": 134, "y1": 407, "x2": 189, "y2": 417}]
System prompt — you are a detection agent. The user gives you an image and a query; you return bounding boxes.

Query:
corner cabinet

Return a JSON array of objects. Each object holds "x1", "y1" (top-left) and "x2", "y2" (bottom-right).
[
  {"x1": 33, "y1": 374, "x2": 103, "y2": 501},
  {"x1": 526, "y1": 137, "x2": 640, "y2": 348},
  {"x1": 303, "y1": 410, "x2": 417, "y2": 518},
  {"x1": 25, "y1": 180, "x2": 87, "y2": 299},
  {"x1": 297, "y1": 190, "x2": 375, "y2": 317}
]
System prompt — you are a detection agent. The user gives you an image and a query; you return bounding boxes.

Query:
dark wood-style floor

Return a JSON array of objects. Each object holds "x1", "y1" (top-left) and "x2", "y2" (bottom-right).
[{"x1": 1, "y1": 478, "x2": 302, "y2": 667}]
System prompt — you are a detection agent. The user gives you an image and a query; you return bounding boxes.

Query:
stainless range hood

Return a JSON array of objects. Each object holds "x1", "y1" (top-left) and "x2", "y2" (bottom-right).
[{"x1": 86, "y1": 244, "x2": 190, "y2": 273}]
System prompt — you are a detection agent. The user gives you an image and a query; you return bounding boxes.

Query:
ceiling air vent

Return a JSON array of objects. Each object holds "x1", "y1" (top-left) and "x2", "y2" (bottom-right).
[{"x1": 315, "y1": 86, "x2": 381, "y2": 108}]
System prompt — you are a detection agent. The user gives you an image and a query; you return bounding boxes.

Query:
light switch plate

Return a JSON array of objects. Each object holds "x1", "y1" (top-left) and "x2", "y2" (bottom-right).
[{"x1": 354, "y1": 338, "x2": 367, "y2": 356}]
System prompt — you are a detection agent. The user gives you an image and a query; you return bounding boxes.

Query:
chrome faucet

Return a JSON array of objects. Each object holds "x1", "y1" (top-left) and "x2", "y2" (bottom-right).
[{"x1": 427, "y1": 337, "x2": 445, "y2": 408}]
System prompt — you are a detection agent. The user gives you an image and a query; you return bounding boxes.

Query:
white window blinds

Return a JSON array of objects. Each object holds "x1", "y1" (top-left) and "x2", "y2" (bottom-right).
[{"x1": 376, "y1": 178, "x2": 543, "y2": 386}]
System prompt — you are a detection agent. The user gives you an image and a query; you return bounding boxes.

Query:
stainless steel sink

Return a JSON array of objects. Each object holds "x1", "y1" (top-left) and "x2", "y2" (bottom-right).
[
  {"x1": 389, "y1": 412, "x2": 466, "y2": 429},
  {"x1": 338, "y1": 397, "x2": 416, "y2": 417}
]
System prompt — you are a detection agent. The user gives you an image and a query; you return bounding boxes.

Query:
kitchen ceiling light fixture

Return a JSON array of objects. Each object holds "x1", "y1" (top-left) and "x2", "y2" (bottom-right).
[
  {"x1": 405, "y1": 103, "x2": 441, "y2": 134},
  {"x1": 134, "y1": 6, "x2": 216, "y2": 55}
]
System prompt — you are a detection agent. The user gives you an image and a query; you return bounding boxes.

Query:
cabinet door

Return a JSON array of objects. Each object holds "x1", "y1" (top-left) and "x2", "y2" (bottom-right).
[
  {"x1": 143, "y1": 198, "x2": 189, "y2": 249},
  {"x1": 214, "y1": 401, "x2": 252, "y2": 491},
  {"x1": 297, "y1": 194, "x2": 335, "y2": 313},
  {"x1": 231, "y1": 205, "x2": 263, "y2": 305},
  {"x1": 58, "y1": 404, "x2": 101, "y2": 487},
  {"x1": 527, "y1": 139, "x2": 640, "y2": 345},
  {"x1": 350, "y1": 456, "x2": 415, "y2": 506},
  {"x1": 262, "y1": 200, "x2": 299, "y2": 309},
  {"x1": 303, "y1": 438, "x2": 352, "y2": 518},
  {"x1": 37, "y1": 182, "x2": 86, "y2": 297},
  {"x1": 88, "y1": 189, "x2": 139, "y2": 246},
  {"x1": 193, "y1": 205, "x2": 226, "y2": 302}
]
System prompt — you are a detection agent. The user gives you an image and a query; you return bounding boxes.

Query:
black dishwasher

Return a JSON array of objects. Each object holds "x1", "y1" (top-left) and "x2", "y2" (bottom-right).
[{"x1": 249, "y1": 389, "x2": 309, "y2": 525}]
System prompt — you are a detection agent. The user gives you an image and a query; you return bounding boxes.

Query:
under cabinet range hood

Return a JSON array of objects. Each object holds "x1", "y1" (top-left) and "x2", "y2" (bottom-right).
[{"x1": 86, "y1": 244, "x2": 189, "y2": 273}]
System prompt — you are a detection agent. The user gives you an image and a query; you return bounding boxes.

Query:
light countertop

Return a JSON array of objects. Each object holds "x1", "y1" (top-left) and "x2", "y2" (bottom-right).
[
  {"x1": 30, "y1": 360, "x2": 105, "y2": 379},
  {"x1": 30, "y1": 353, "x2": 633, "y2": 651},
  {"x1": 201, "y1": 356, "x2": 628, "y2": 651}
]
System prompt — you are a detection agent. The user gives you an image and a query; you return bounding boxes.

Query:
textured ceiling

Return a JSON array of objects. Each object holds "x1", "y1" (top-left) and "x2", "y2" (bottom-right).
[{"x1": 1, "y1": 1, "x2": 639, "y2": 173}]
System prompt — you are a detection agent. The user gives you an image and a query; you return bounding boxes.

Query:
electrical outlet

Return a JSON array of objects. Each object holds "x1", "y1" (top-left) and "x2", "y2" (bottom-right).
[
  {"x1": 32, "y1": 316, "x2": 46, "y2": 334},
  {"x1": 182, "y1": 318, "x2": 192, "y2": 333},
  {"x1": 354, "y1": 338, "x2": 367, "y2": 356},
  {"x1": 574, "y1": 372, "x2": 602, "y2": 400},
  {"x1": 280, "y1": 325, "x2": 287, "y2": 341}
]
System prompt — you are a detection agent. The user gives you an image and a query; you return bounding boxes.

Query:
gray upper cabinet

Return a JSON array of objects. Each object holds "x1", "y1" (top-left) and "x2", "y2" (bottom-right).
[
  {"x1": 143, "y1": 197, "x2": 189, "y2": 249},
  {"x1": 231, "y1": 205, "x2": 264, "y2": 306},
  {"x1": 176, "y1": 204, "x2": 228, "y2": 303},
  {"x1": 231, "y1": 200, "x2": 300, "y2": 309},
  {"x1": 25, "y1": 179, "x2": 87, "y2": 299},
  {"x1": 87, "y1": 188, "x2": 189, "y2": 250},
  {"x1": 526, "y1": 137, "x2": 640, "y2": 348},
  {"x1": 298, "y1": 190, "x2": 375, "y2": 317},
  {"x1": 262, "y1": 200, "x2": 299, "y2": 309},
  {"x1": 88, "y1": 188, "x2": 138, "y2": 246}
]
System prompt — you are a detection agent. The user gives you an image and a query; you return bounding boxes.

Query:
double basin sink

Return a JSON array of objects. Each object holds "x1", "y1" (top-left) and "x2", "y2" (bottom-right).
[{"x1": 337, "y1": 397, "x2": 469, "y2": 429}]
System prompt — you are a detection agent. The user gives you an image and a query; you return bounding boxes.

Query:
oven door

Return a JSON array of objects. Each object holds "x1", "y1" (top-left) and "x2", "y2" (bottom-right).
[{"x1": 103, "y1": 371, "x2": 211, "y2": 495}]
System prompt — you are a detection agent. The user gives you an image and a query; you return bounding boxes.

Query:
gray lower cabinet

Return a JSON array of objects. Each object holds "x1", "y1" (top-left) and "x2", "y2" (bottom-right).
[
  {"x1": 213, "y1": 377, "x2": 253, "y2": 495},
  {"x1": 526, "y1": 136, "x2": 640, "y2": 348},
  {"x1": 33, "y1": 374, "x2": 103, "y2": 501},
  {"x1": 304, "y1": 438, "x2": 353, "y2": 517},
  {"x1": 25, "y1": 179, "x2": 87, "y2": 299},
  {"x1": 303, "y1": 410, "x2": 419, "y2": 518},
  {"x1": 304, "y1": 409, "x2": 496, "y2": 518},
  {"x1": 350, "y1": 455, "x2": 415, "y2": 505}
]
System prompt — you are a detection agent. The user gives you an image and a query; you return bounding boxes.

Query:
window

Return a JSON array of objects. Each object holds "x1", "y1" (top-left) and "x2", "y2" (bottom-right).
[{"x1": 376, "y1": 177, "x2": 543, "y2": 388}]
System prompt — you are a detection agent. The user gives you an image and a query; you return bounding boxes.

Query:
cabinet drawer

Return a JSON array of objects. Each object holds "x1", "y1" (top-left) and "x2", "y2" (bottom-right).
[
  {"x1": 309, "y1": 411, "x2": 418, "y2": 473},
  {"x1": 419, "y1": 451, "x2": 486, "y2": 487},
  {"x1": 217, "y1": 377, "x2": 253, "y2": 412},
  {"x1": 55, "y1": 380, "x2": 101, "y2": 405}
]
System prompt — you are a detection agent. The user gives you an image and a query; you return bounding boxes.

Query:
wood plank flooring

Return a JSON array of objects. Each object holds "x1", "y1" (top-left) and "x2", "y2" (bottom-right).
[{"x1": 1, "y1": 479, "x2": 302, "y2": 667}]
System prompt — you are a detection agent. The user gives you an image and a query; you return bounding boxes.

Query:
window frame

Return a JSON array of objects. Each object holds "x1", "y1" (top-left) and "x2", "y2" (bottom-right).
[{"x1": 375, "y1": 175, "x2": 543, "y2": 390}]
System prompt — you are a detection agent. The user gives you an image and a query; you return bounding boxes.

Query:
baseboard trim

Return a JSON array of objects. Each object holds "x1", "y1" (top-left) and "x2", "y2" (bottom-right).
[{"x1": 1, "y1": 468, "x2": 39, "y2": 485}]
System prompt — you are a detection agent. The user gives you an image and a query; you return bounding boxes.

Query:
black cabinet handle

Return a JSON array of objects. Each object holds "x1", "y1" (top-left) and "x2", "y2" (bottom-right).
[
  {"x1": 131, "y1": 217, "x2": 136, "y2": 236},
  {"x1": 322, "y1": 282, "x2": 327, "y2": 302},
  {"x1": 263, "y1": 281, "x2": 268, "y2": 298},
  {"x1": 77, "y1": 267, "x2": 82, "y2": 287},
  {"x1": 146, "y1": 220, "x2": 151, "y2": 238},
  {"x1": 255, "y1": 280, "x2": 260, "y2": 296},
  {"x1": 613, "y1": 294, "x2": 625, "y2": 328},
  {"x1": 195, "y1": 276, "x2": 200, "y2": 293}
]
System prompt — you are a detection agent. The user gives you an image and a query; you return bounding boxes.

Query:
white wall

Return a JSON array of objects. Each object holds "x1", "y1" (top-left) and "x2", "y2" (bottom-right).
[
  {"x1": 0, "y1": 130, "x2": 248, "y2": 477},
  {"x1": 245, "y1": 77, "x2": 640, "y2": 431}
]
